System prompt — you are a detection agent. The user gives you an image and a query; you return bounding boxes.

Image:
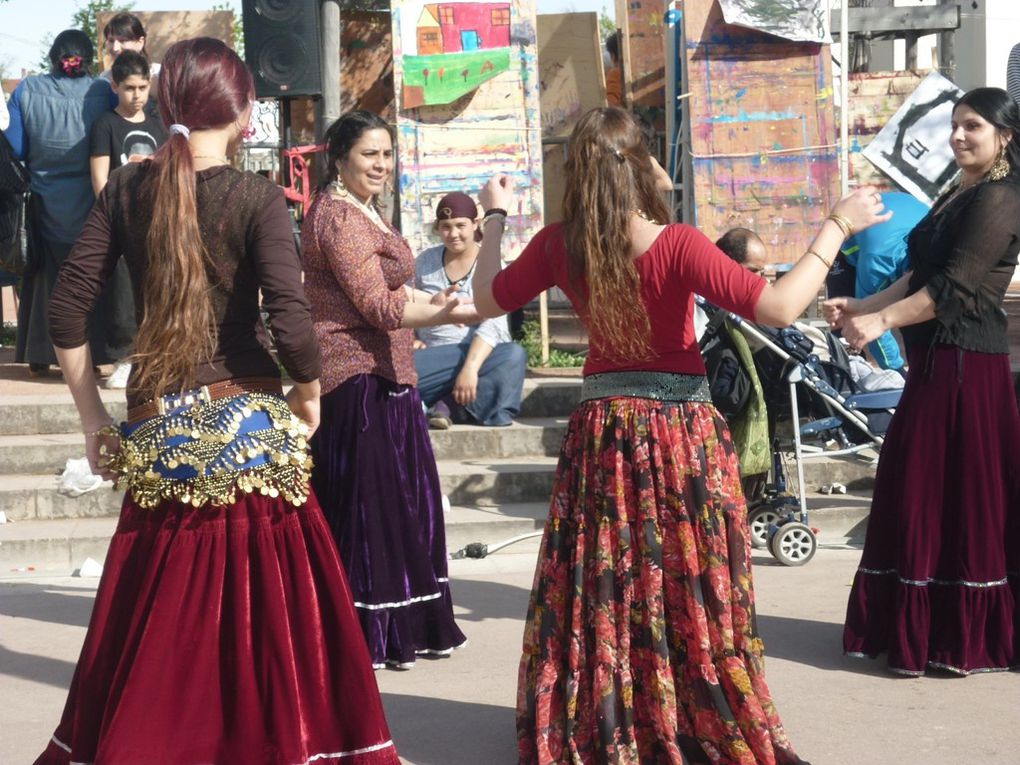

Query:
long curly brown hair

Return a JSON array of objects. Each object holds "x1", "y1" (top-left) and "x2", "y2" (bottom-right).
[
  {"x1": 563, "y1": 108, "x2": 671, "y2": 362},
  {"x1": 130, "y1": 38, "x2": 254, "y2": 399}
]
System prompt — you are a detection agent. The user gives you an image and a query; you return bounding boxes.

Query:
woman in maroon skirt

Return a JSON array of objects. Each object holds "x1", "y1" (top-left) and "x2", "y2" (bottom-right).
[
  {"x1": 35, "y1": 39, "x2": 398, "y2": 764},
  {"x1": 470, "y1": 107, "x2": 889, "y2": 764},
  {"x1": 826, "y1": 87, "x2": 1020, "y2": 676},
  {"x1": 302, "y1": 111, "x2": 471, "y2": 669}
]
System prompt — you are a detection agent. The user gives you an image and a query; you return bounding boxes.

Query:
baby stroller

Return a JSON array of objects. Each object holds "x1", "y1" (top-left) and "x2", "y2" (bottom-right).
[{"x1": 698, "y1": 299, "x2": 901, "y2": 566}]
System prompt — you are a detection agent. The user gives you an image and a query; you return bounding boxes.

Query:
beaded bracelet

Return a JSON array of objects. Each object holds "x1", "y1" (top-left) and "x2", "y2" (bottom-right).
[{"x1": 483, "y1": 207, "x2": 508, "y2": 218}]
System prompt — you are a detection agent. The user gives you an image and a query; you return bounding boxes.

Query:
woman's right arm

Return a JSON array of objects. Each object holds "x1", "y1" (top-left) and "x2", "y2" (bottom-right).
[{"x1": 317, "y1": 204, "x2": 478, "y2": 329}]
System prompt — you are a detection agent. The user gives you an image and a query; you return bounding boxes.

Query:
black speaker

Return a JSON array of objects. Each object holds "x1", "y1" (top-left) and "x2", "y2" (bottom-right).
[{"x1": 242, "y1": 0, "x2": 322, "y2": 98}]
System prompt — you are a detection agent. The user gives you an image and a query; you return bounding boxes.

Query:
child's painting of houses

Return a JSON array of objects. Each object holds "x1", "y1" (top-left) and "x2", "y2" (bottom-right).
[
  {"x1": 399, "y1": 1, "x2": 514, "y2": 107},
  {"x1": 390, "y1": 0, "x2": 543, "y2": 260}
]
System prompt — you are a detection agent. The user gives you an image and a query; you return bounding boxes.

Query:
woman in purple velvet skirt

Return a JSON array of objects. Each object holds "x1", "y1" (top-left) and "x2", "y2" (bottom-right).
[
  {"x1": 302, "y1": 111, "x2": 470, "y2": 669},
  {"x1": 825, "y1": 87, "x2": 1020, "y2": 676}
]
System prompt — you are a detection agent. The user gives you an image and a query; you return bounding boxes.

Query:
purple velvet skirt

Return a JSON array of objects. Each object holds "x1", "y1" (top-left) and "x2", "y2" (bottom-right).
[
  {"x1": 843, "y1": 345, "x2": 1020, "y2": 675},
  {"x1": 311, "y1": 374, "x2": 466, "y2": 668}
]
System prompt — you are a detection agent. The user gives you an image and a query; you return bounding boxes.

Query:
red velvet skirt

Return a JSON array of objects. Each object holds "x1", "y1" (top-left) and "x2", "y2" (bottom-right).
[{"x1": 33, "y1": 491, "x2": 399, "y2": 765}]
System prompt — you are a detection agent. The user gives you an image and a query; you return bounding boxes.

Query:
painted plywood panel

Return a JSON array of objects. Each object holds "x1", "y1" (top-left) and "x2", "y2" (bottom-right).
[
  {"x1": 684, "y1": 0, "x2": 839, "y2": 265},
  {"x1": 97, "y1": 11, "x2": 235, "y2": 67},
  {"x1": 617, "y1": 0, "x2": 667, "y2": 121},
  {"x1": 537, "y1": 12, "x2": 606, "y2": 224},
  {"x1": 847, "y1": 70, "x2": 926, "y2": 190},
  {"x1": 340, "y1": 11, "x2": 396, "y2": 121},
  {"x1": 391, "y1": 0, "x2": 543, "y2": 259}
]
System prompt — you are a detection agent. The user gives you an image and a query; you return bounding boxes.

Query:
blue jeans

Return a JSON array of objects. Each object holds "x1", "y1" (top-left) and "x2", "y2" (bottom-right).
[{"x1": 415, "y1": 341, "x2": 527, "y2": 426}]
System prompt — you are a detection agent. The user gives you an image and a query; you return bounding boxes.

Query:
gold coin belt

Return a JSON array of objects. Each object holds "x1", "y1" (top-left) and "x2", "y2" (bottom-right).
[{"x1": 107, "y1": 391, "x2": 313, "y2": 509}]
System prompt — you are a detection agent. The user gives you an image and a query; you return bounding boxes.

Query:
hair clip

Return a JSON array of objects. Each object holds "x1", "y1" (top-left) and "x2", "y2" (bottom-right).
[{"x1": 613, "y1": 149, "x2": 626, "y2": 163}]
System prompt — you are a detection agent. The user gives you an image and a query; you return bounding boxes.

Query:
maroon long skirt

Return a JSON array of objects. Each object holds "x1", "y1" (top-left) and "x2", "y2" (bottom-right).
[
  {"x1": 843, "y1": 345, "x2": 1020, "y2": 675},
  {"x1": 34, "y1": 492, "x2": 399, "y2": 765}
]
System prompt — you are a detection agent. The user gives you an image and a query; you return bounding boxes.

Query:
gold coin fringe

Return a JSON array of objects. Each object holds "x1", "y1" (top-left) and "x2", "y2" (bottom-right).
[{"x1": 106, "y1": 392, "x2": 313, "y2": 509}]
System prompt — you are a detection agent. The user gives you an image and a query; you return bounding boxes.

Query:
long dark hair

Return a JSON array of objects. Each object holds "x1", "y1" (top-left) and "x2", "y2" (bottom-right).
[
  {"x1": 132, "y1": 37, "x2": 254, "y2": 399},
  {"x1": 49, "y1": 30, "x2": 93, "y2": 78},
  {"x1": 955, "y1": 87, "x2": 1020, "y2": 174},
  {"x1": 103, "y1": 13, "x2": 147, "y2": 50},
  {"x1": 321, "y1": 110, "x2": 392, "y2": 188},
  {"x1": 562, "y1": 107, "x2": 670, "y2": 362}
]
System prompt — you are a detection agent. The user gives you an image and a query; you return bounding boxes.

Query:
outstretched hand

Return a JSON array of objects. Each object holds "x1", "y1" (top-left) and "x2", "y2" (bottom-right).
[
  {"x1": 831, "y1": 185, "x2": 893, "y2": 236},
  {"x1": 821, "y1": 296, "x2": 862, "y2": 330},
  {"x1": 840, "y1": 312, "x2": 888, "y2": 352}
]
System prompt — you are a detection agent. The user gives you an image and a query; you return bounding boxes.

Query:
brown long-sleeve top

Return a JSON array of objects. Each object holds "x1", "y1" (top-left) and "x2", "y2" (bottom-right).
[
  {"x1": 300, "y1": 192, "x2": 416, "y2": 395},
  {"x1": 49, "y1": 163, "x2": 321, "y2": 408}
]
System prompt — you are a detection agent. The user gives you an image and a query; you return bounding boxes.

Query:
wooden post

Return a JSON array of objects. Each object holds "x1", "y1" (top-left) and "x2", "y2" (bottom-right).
[
  {"x1": 938, "y1": 0, "x2": 956, "y2": 81},
  {"x1": 319, "y1": 0, "x2": 341, "y2": 138},
  {"x1": 905, "y1": 32, "x2": 919, "y2": 70},
  {"x1": 539, "y1": 291, "x2": 550, "y2": 366}
]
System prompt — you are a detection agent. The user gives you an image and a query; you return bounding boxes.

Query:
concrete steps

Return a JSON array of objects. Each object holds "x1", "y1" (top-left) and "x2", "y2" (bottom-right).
[{"x1": 0, "y1": 375, "x2": 879, "y2": 573}]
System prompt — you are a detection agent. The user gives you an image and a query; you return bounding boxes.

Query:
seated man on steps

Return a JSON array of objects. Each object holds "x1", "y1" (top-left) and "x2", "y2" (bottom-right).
[{"x1": 414, "y1": 191, "x2": 527, "y2": 428}]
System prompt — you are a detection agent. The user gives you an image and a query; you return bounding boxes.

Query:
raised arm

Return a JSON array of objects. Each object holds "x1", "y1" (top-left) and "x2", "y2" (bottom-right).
[{"x1": 752, "y1": 187, "x2": 892, "y2": 326}]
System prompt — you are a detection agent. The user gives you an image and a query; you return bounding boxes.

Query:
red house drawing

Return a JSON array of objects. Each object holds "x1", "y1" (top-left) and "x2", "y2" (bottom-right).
[{"x1": 416, "y1": 3, "x2": 511, "y2": 55}]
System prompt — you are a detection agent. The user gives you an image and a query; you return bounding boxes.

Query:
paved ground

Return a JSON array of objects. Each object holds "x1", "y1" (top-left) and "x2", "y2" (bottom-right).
[{"x1": 2, "y1": 542, "x2": 1017, "y2": 765}]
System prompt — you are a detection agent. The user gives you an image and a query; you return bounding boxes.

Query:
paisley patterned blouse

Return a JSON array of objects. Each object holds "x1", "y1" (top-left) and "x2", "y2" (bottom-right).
[{"x1": 302, "y1": 193, "x2": 416, "y2": 394}]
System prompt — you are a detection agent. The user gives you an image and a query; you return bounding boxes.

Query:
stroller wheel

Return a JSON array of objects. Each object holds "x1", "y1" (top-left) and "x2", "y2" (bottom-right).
[
  {"x1": 748, "y1": 505, "x2": 781, "y2": 549},
  {"x1": 769, "y1": 522, "x2": 817, "y2": 567}
]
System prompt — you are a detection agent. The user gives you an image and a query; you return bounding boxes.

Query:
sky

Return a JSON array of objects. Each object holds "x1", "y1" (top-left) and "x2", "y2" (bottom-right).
[{"x1": 0, "y1": 0, "x2": 615, "y2": 77}]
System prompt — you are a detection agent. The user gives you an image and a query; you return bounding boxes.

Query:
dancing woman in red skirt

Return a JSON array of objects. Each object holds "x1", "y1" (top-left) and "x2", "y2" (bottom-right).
[
  {"x1": 828, "y1": 87, "x2": 1020, "y2": 676},
  {"x1": 470, "y1": 107, "x2": 889, "y2": 764},
  {"x1": 34, "y1": 38, "x2": 398, "y2": 765}
]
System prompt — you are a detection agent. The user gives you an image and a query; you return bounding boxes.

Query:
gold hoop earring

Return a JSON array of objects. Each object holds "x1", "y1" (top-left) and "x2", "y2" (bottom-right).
[{"x1": 988, "y1": 147, "x2": 1011, "y2": 182}]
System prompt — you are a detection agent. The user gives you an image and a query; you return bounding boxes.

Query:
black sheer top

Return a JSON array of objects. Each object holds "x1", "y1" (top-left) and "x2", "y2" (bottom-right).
[{"x1": 903, "y1": 175, "x2": 1020, "y2": 354}]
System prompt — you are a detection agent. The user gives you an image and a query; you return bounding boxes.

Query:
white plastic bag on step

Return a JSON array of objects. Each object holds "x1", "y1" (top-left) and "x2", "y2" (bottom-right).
[{"x1": 57, "y1": 457, "x2": 104, "y2": 497}]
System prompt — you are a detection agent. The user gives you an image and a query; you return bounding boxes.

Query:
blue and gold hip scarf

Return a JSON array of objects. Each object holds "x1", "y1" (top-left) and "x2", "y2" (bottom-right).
[{"x1": 106, "y1": 389, "x2": 313, "y2": 509}]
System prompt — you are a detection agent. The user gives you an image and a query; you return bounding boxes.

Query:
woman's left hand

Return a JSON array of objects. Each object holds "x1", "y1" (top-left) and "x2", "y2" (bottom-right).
[
  {"x1": 841, "y1": 312, "x2": 887, "y2": 351},
  {"x1": 86, "y1": 427, "x2": 122, "y2": 482},
  {"x1": 447, "y1": 303, "x2": 482, "y2": 326}
]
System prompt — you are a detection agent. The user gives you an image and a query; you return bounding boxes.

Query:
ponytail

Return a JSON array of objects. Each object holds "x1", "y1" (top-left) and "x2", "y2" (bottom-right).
[
  {"x1": 131, "y1": 132, "x2": 216, "y2": 398},
  {"x1": 129, "y1": 37, "x2": 253, "y2": 400}
]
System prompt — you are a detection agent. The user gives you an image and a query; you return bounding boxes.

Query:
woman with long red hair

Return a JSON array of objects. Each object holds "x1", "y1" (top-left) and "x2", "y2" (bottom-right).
[
  {"x1": 34, "y1": 38, "x2": 398, "y2": 765},
  {"x1": 472, "y1": 107, "x2": 890, "y2": 764}
]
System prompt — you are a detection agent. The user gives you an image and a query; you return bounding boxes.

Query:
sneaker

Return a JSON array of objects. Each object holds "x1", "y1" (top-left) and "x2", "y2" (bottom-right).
[
  {"x1": 427, "y1": 401, "x2": 452, "y2": 430},
  {"x1": 105, "y1": 361, "x2": 132, "y2": 390}
]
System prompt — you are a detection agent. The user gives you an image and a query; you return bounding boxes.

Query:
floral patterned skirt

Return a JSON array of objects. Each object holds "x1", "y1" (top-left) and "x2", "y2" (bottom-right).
[{"x1": 516, "y1": 397, "x2": 805, "y2": 765}]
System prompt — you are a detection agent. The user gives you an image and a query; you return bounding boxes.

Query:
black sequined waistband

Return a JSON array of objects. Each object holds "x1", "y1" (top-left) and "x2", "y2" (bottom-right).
[{"x1": 580, "y1": 371, "x2": 712, "y2": 404}]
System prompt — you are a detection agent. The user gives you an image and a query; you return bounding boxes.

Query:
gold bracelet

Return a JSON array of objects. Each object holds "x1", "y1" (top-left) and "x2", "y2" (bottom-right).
[
  {"x1": 827, "y1": 213, "x2": 854, "y2": 238},
  {"x1": 84, "y1": 421, "x2": 119, "y2": 439},
  {"x1": 806, "y1": 249, "x2": 833, "y2": 269}
]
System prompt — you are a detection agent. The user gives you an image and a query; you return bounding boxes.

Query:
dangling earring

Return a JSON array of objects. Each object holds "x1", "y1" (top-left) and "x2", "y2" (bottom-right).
[
  {"x1": 988, "y1": 146, "x2": 1011, "y2": 182},
  {"x1": 330, "y1": 175, "x2": 349, "y2": 198}
]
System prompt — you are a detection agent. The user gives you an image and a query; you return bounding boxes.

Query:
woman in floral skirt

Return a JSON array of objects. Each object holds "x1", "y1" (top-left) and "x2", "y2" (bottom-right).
[{"x1": 471, "y1": 107, "x2": 889, "y2": 764}]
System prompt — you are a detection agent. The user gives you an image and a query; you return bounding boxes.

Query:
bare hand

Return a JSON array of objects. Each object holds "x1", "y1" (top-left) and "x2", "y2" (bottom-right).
[
  {"x1": 286, "y1": 387, "x2": 320, "y2": 437},
  {"x1": 412, "y1": 338, "x2": 427, "y2": 350},
  {"x1": 86, "y1": 429, "x2": 122, "y2": 481},
  {"x1": 430, "y1": 285, "x2": 462, "y2": 307},
  {"x1": 821, "y1": 296, "x2": 863, "y2": 330},
  {"x1": 830, "y1": 185, "x2": 893, "y2": 236},
  {"x1": 452, "y1": 367, "x2": 479, "y2": 406},
  {"x1": 841, "y1": 312, "x2": 887, "y2": 352},
  {"x1": 479, "y1": 174, "x2": 514, "y2": 212},
  {"x1": 446, "y1": 302, "x2": 482, "y2": 326}
]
